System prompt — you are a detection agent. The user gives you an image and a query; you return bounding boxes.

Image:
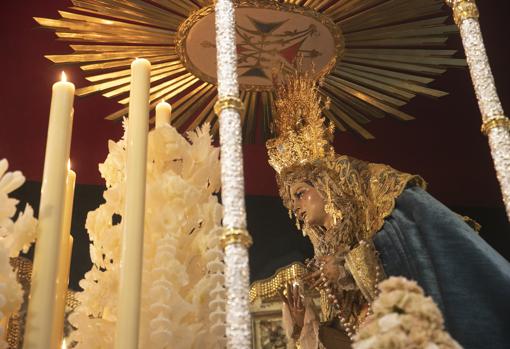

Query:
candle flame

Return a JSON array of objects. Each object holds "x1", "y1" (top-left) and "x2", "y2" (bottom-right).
[
  {"x1": 61, "y1": 71, "x2": 67, "y2": 82},
  {"x1": 61, "y1": 339, "x2": 67, "y2": 349},
  {"x1": 67, "y1": 159, "x2": 72, "y2": 171}
]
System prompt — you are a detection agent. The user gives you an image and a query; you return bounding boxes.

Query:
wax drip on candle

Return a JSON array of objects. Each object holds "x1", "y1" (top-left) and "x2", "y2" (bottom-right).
[{"x1": 61, "y1": 71, "x2": 67, "y2": 82}]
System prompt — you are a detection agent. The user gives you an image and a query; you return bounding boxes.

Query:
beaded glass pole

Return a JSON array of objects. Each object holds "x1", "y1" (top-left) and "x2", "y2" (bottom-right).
[
  {"x1": 213, "y1": 0, "x2": 253, "y2": 348},
  {"x1": 446, "y1": 0, "x2": 510, "y2": 220}
]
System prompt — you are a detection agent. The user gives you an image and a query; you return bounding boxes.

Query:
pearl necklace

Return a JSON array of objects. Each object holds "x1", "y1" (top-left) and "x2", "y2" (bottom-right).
[{"x1": 319, "y1": 240, "x2": 382, "y2": 340}]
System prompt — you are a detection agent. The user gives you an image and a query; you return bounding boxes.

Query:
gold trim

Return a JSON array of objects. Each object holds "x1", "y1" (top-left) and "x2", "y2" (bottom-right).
[
  {"x1": 249, "y1": 262, "x2": 308, "y2": 303},
  {"x1": 481, "y1": 116, "x2": 510, "y2": 135},
  {"x1": 175, "y1": 0, "x2": 344, "y2": 92},
  {"x1": 5, "y1": 257, "x2": 80, "y2": 348},
  {"x1": 221, "y1": 227, "x2": 253, "y2": 249},
  {"x1": 446, "y1": 0, "x2": 479, "y2": 25},
  {"x1": 344, "y1": 241, "x2": 384, "y2": 303},
  {"x1": 214, "y1": 96, "x2": 245, "y2": 115},
  {"x1": 5, "y1": 257, "x2": 32, "y2": 348}
]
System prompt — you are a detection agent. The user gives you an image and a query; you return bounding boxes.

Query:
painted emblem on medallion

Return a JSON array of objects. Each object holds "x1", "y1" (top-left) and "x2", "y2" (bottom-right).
[{"x1": 176, "y1": 0, "x2": 343, "y2": 91}]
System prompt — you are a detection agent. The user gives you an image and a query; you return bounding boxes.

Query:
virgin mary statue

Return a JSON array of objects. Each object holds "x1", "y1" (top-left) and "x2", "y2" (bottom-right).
[{"x1": 265, "y1": 70, "x2": 510, "y2": 349}]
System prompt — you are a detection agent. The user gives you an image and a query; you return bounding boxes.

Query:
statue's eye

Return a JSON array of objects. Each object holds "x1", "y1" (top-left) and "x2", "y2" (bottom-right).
[{"x1": 295, "y1": 190, "x2": 304, "y2": 199}]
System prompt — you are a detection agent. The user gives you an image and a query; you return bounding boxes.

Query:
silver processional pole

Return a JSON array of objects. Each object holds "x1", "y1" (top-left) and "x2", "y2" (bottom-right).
[{"x1": 213, "y1": 0, "x2": 253, "y2": 347}]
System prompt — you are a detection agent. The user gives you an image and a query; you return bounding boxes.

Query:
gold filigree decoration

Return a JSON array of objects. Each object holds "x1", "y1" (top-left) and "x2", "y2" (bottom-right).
[
  {"x1": 266, "y1": 70, "x2": 426, "y2": 323},
  {"x1": 345, "y1": 240, "x2": 385, "y2": 303},
  {"x1": 273, "y1": 152, "x2": 426, "y2": 325},
  {"x1": 266, "y1": 69, "x2": 335, "y2": 174},
  {"x1": 277, "y1": 156, "x2": 425, "y2": 253},
  {"x1": 266, "y1": 70, "x2": 425, "y2": 245}
]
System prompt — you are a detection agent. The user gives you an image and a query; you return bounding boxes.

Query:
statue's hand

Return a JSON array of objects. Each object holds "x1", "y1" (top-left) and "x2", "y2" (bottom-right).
[
  {"x1": 304, "y1": 254, "x2": 356, "y2": 291},
  {"x1": 279, "y1": 282, "x2": 305, "y2": 329}
]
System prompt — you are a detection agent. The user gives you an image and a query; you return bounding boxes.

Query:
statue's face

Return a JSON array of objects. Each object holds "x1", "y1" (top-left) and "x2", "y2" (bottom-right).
[{"x1": 289, "y1": 181, "x2": 329, "y2": 227}]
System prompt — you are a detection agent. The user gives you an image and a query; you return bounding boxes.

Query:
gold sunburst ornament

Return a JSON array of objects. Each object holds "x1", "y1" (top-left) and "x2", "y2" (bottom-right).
[{"x1": 36, "y1": 0, "x2": 465, "y2": 141}]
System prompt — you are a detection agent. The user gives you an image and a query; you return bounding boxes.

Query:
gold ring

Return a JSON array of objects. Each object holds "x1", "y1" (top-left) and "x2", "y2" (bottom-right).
[
  {"x1": 214, "y1": 96, "x2": 244, "y2": 115},
  {"x1": 481, "y1": 116, "x2": 510, "y2": 135},
  {"x1": 220, "y1": 227, "x2": 253, "y2": 249}
]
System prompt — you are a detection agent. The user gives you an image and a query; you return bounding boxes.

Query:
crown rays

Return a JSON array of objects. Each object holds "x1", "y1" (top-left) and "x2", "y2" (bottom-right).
[{"x1": 35, "y1": 0, "x2": 465, "y2": 141}]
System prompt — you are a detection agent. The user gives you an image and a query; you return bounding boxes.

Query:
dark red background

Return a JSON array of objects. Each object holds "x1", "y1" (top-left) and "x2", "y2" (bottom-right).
[{"x1": 1, "y1": 1, "x2": 509, "y2": 208}]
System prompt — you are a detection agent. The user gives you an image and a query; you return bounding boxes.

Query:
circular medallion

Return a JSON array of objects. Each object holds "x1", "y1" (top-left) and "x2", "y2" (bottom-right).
[{"x1": 176, "y1": 0, "x2": 344, "y2": 91}]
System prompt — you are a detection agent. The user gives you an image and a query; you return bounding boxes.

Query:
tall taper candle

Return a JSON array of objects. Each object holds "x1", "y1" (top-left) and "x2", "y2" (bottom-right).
[
  {"x1": 50, "y1": 165, "x2": 75, "y2": 349},
  {"x1": 23, "y1": 72, "x2": 74, "y2": 349},
  {"x1": 155, "y1": 100, "x2": 172, "y2": 128},
  {"x1": 114, "y1": 58, "x2": 151, "y2": 349},
  {"x1": 51, "y1": 235, "x2": 73, "y2": 349}
]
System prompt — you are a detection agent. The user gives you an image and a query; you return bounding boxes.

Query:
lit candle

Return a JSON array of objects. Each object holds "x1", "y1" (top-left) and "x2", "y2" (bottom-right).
[
  {"x1": 114, "y1": 58, "x2": 151, "y2": 349},
  {"x1": 50, "y1": 163, "x2": 75, "y2": 349},
  {"x1": 23, "y1": 72, "x2": 75, "y2": 349},
  {"x1": 155, "y1": 100, "x2": 172, "y2": 128}
]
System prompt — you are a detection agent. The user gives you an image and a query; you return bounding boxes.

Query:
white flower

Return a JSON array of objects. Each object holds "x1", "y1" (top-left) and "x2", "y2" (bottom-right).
[
  {"x1": 0, "y1": 160, "x2": 37, "y2": 256},
  {"x1": 0, "y1": 194, "x2": 18, "y2": 229},
  {"x1": 0, "y1": 166, "x2": 25, "y2": 196},
  {"x1": 353, "y1": 277, "x2": 463, "y2": 349},
  {"x1": 0, "y1": 159, "x2": 37, "y2": 348},
  {"x1": 3, "y1": 204, "x2": 37, "y2": 256},
  {"x1": 72, "y1": 122, "x2": 225, "y2": 348},
  {"x1": 378, "y1": 313, "x2": 401, "y2": 333},
  {"x1": 353, "y1": 336, "x2": 377, "y2": 349}
]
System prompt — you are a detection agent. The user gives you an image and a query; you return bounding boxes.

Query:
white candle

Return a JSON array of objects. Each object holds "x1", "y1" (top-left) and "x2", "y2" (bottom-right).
[
  {"x1": 155, "y1": 100, "x2": 172, "y2": 128},
  {"x1": 50, "y1": 165, "x2": 75, "y2": 349},
  {"x1": 23, "y1": 72, "x2": 75, "y2": 349},
  {"x1": 114, "y1": 58, "x2": 151, "y2": 349},
  {"x1": 51, "y1": 235, "x2": 73, "y2": 349}
]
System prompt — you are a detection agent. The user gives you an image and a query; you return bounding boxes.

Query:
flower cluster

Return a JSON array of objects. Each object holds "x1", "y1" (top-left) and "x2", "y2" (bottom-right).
[
  {"x1": 353, "y1": 277, "x2": 462, "y2": 349},
  {"x1": 0, "y1": 159, "x2": 38, "y2": 348},
  {"x1": 69, "y1": 122, "x2": 225, "y2": 348}
]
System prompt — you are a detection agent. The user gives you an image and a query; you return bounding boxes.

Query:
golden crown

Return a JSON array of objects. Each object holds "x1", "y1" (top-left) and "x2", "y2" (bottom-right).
[{"x1": 266, "y1": 69, "x2": 335, "y2": 174}]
